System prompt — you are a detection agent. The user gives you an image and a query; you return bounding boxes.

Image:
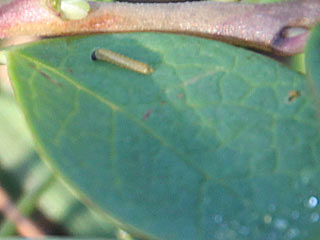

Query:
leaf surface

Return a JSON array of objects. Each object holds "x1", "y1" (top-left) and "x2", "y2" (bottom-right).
[
  {"x1": 0, "y1": 94, "x2": 116, "y2": 237},
  {"x1": 306, "y1": 24, "x2": 320, "y2": 93},
  {"x1": 7, "y1": 33, "x2": 320, "y2": 240}
]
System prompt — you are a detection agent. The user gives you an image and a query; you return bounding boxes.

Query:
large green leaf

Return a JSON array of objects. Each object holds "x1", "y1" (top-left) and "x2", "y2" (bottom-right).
[{"x1": 6, "y1": 33, "x2": 320, "y2": 240}]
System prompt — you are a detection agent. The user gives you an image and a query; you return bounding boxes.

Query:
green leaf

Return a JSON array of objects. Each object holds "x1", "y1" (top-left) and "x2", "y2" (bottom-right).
[
  {"x1": 6, "y1": 33, "x2": 320, "y2": 240},
  {"x1": 306, "y1": 24, "x2": 320, "y2": 94},
  {"x1": 0, "y1": 94, "x2": 116, "y2": 237}
]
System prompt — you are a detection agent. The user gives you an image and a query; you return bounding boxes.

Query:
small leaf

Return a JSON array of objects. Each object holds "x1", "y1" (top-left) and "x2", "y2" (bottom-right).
[{"x1": 7, "y1": 33, "x2": 320, "y2": 240}]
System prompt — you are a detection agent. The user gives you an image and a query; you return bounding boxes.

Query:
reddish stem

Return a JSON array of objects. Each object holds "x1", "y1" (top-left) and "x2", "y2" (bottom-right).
[
  {"x1": 0, "y1": 183, "x2": 45, "y2": 237},
  {"x1": 0, "y1": 0, "x2": 320, "y2": 55}
]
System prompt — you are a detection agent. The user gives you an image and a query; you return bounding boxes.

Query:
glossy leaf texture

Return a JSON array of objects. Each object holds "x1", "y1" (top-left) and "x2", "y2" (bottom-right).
[{"x1": 6, "y1": 33, "x2": 320, "y2": 240}]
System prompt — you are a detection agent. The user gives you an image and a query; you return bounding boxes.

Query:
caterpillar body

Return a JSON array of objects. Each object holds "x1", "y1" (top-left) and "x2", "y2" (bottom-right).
[{"x1": 93, "y1": 49, "x2": 154, "y2": 75}]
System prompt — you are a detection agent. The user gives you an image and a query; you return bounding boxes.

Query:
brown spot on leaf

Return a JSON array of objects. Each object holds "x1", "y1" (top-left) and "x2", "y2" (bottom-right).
[
  {"x1": 177, "y1": 93, "x2": 184, "y2": 99},
  {"x1": 143, "y1": 109, "x2": 153, "y2": 120},
  {"x1": 29, "y1": 63, "x2": 62, "y2": 87},
  {"x1": 288, "y1": 90, "x2": 301, "y2": 102}
]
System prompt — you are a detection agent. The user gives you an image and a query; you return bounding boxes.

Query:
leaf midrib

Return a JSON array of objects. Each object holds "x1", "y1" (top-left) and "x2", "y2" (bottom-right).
[
  {"x1": 13, "y1": 50, "x2": 268, "y2": 228},
  {"x1": 15, "y1": 51, "x2": 209, "y2": 180}
]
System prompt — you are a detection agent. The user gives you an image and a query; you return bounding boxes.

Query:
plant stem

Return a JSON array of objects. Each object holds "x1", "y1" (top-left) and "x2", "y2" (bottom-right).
[
  {"x1": 0, "y1": 0, "x2": 320, "y2": 55},
  {"x1": 0, "y1": 174, "x2": 55, "y2": 237}
]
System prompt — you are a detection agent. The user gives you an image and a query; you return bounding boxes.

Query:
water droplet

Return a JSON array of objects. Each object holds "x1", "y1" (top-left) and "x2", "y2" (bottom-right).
[
  {"x1": 274, "y1": 218, "x2": 288, "y2": 230},
  {"x1": 264, "y1": 214, "x2": 272, "y2": 224},
  {"x1": 306, "y1": 196, "x2": 318, "y2": 208},
  {"x1": 310, "y1": 213, "x2": 319, "y2": 223},
  {"x1": 291, "y1": 211, "x2": 300, "y2": 220},
  {"x1": 287, "y1": 228, "x2": 300, "y2": 239},
  {"x1": 214, "y1": 214, "x2": 223, "y2": 224}
]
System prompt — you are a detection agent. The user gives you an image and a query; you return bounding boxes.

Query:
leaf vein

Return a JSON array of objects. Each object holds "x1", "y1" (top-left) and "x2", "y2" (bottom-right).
[{"x1": 18, "y1": 52, "x2": 209, "y2": 180}]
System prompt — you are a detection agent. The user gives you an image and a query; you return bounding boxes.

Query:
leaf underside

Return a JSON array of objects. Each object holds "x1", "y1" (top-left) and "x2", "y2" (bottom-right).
[{"x1": 7, "y1": 33, "x2": 320, "y2": 240}]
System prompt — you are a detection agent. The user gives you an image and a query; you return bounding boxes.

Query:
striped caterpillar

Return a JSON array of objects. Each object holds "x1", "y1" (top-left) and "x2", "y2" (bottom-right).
[{"x1": 92, "y1": 49, "x2": 154, "y2": 75}]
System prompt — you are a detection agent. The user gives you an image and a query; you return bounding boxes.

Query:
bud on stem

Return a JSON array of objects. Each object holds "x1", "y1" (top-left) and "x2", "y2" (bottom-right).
[
  {"x1": 48, "y1": 0, "x2": 90, "y2": 20},
  {"x1": 0, "y1": 0, "x2": 319, "y2": 55}
]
